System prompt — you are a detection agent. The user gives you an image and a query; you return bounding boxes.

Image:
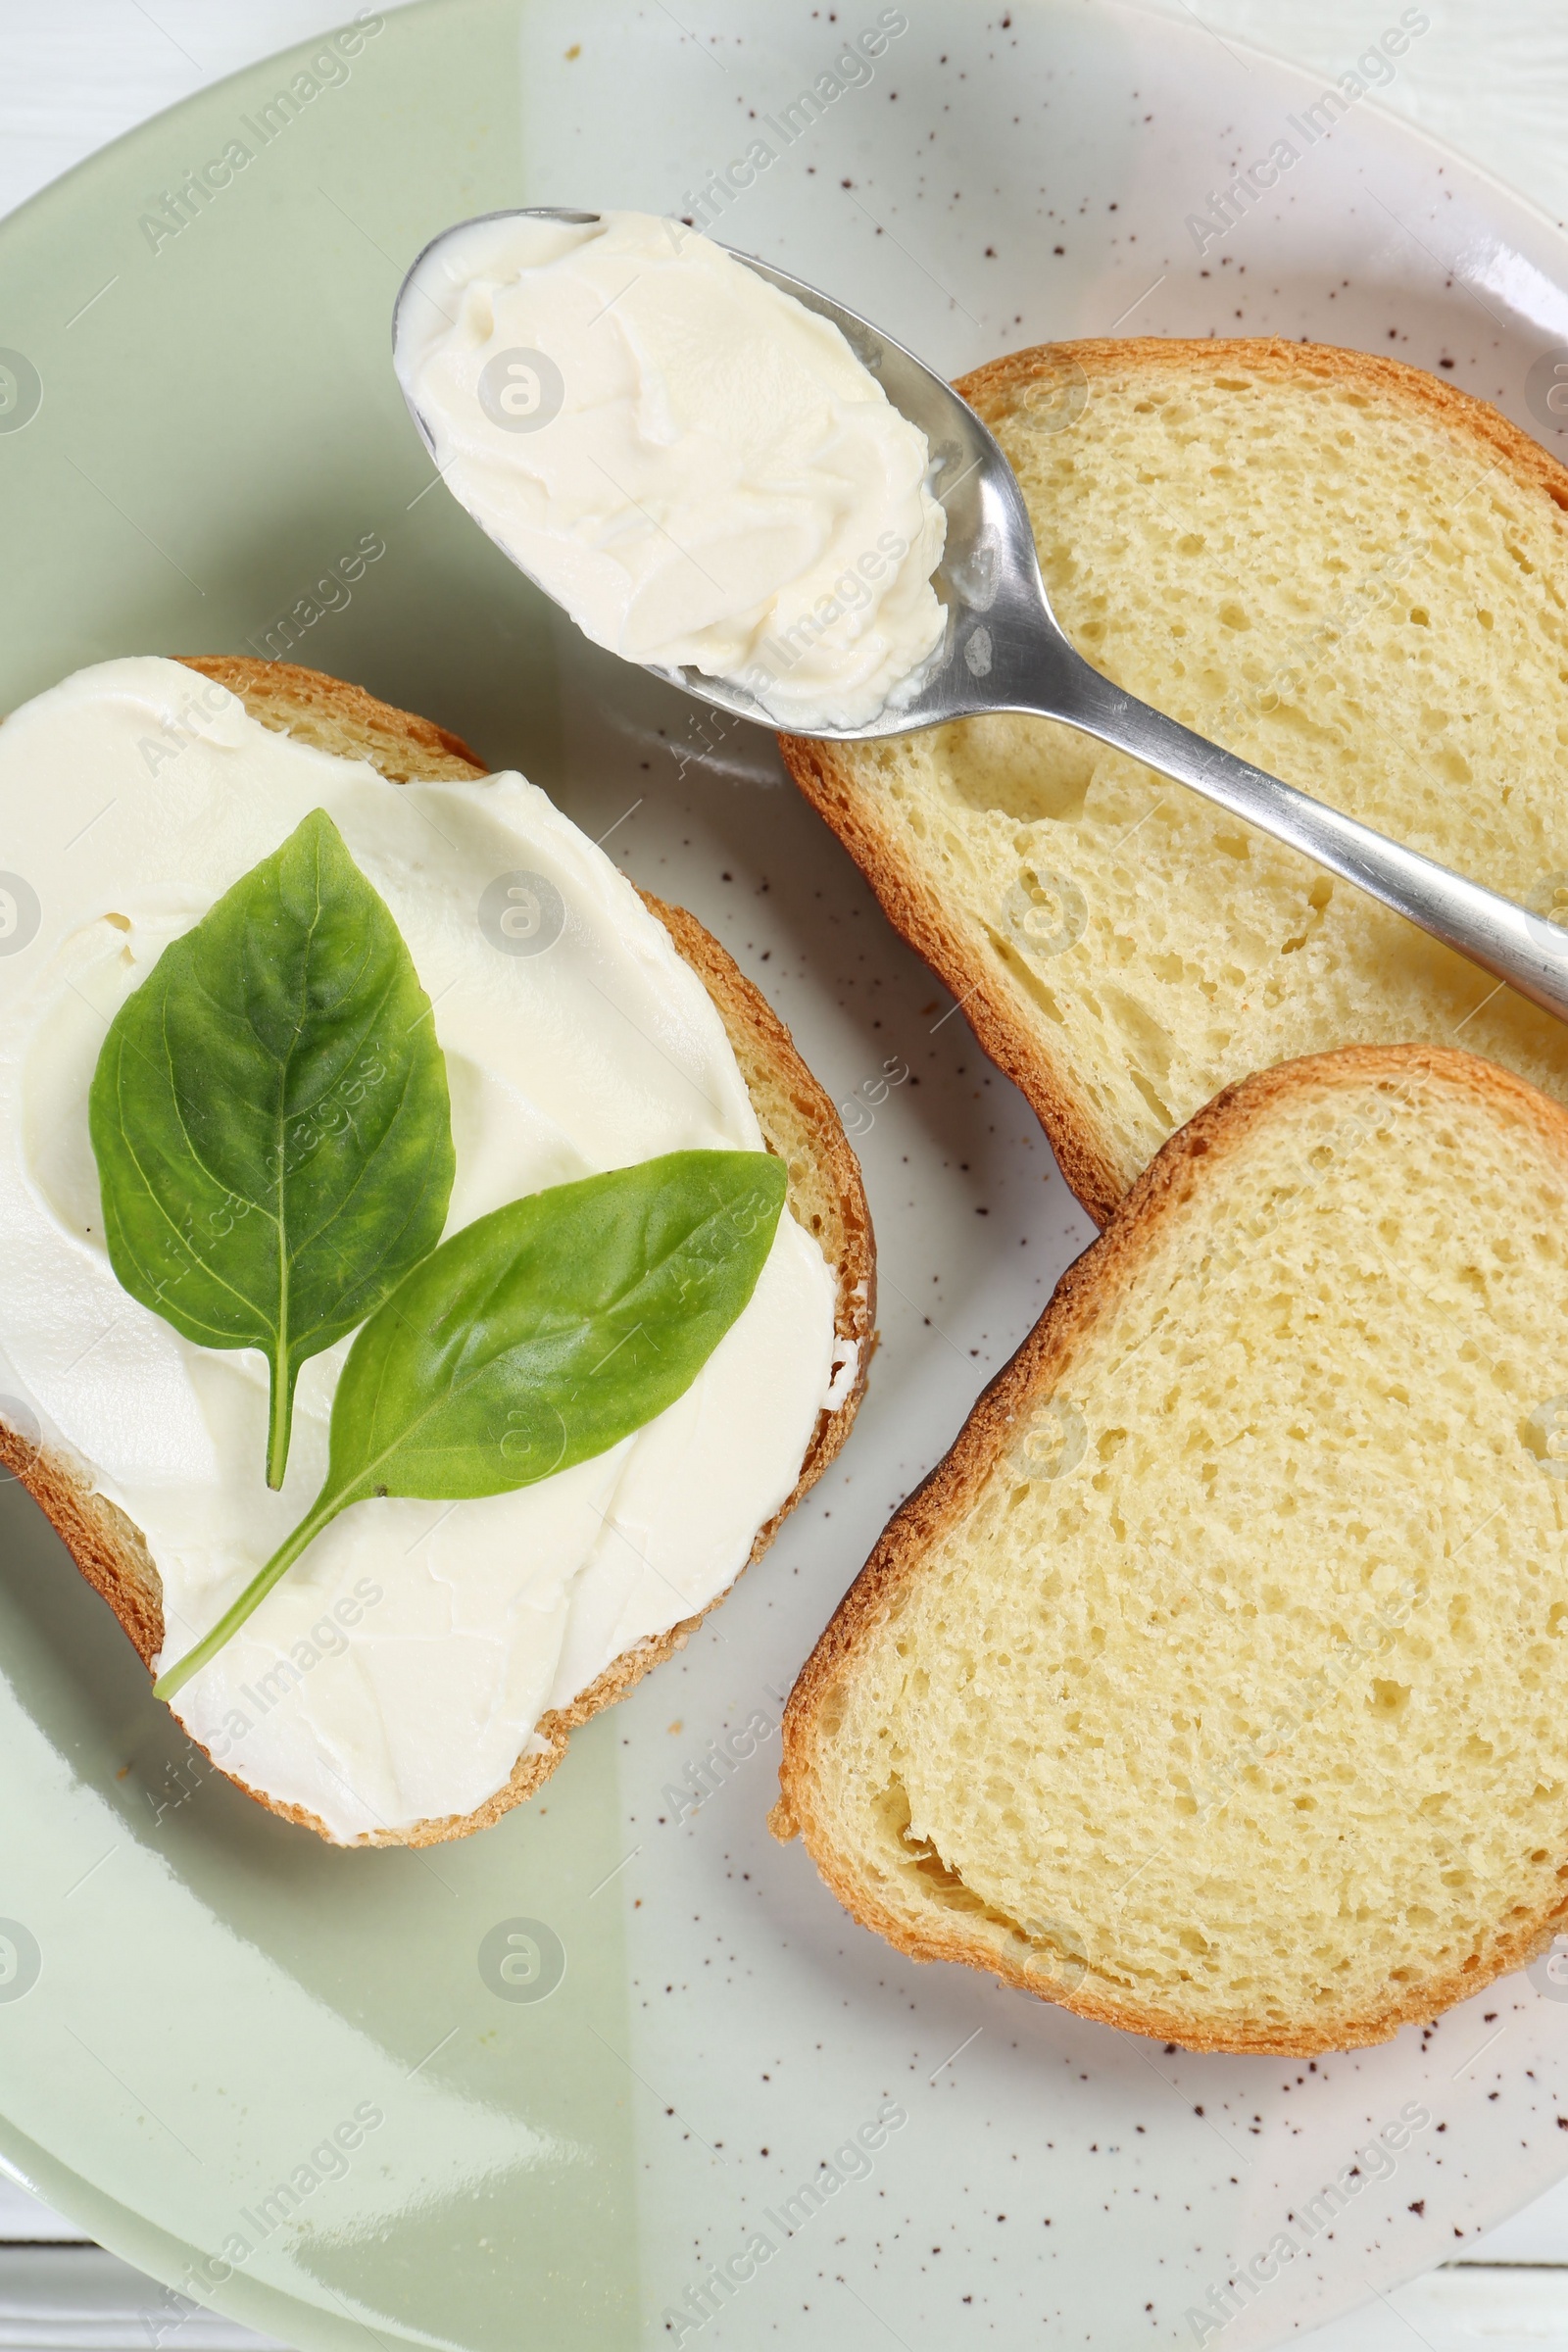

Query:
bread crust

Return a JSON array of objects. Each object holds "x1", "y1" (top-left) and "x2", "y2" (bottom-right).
[
  {"x1": 773, "y1": 1042, "x2": 1568, "y2": 2054},
  {"x1": 1, "y1": 657, "x2": 873, "y2": 1848},
  {"x1": 779, "y1": 337, "x2": 1568, "y2": 1228}
]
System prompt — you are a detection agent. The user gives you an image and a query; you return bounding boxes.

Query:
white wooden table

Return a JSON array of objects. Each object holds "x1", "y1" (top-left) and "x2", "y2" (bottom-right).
[{"x1": 2, "y1": 3, "x2": 1567, "y2": 2347}]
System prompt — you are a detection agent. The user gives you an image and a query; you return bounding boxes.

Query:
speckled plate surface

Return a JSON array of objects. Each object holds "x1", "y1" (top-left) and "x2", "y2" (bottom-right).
[{"x1": 4, "y1": 2, "x2": 1568, "y2": 2347}]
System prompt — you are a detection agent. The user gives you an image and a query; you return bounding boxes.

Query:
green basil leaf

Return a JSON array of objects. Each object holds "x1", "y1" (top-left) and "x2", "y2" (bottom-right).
[
  {"x1": 153, "y1": 1149, "x2": 787, "y2": 1699},
  {"x1": 324, "y1": 1145, "x2": 789, "y2": 1499},
  {"x1": 89, "y1": 808, "x2": 455, "y2": 1490}
]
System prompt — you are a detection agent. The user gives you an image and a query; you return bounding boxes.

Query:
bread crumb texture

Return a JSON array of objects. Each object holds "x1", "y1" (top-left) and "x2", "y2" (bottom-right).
[
  {"x1": 787, "y1": 1048, "x2": 1568, "y2": 2051},
  {"x1": 783, "y1": 342, "x2": 1568, "y2": 1220}
]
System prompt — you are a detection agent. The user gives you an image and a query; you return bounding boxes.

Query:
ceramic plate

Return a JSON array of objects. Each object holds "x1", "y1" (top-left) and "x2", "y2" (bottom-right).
[{"x1": 5, "y1": 3, "x2": 1568, "y2": 2346}]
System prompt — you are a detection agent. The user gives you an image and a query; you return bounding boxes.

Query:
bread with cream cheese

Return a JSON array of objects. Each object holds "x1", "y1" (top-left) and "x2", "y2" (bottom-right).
[
  {"x1": 0, "y1": 658, "x2": 874, "y2": 1848},
  {"x1": 772, "y1": 1044, "x2": 1568, "y2": 2053}
]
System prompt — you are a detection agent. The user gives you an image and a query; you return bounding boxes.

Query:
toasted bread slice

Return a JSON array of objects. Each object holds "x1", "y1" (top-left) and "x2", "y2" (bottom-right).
[
  {"x1": 773, "y1": 1045, "x2": 1568, "y2": 2053},
  {"x1": 0, "y1": 658, "x2": 874, "y2": 1847},
  {"x1": 782, "y1": 339, "x2": 1568, "y2": 1223}
]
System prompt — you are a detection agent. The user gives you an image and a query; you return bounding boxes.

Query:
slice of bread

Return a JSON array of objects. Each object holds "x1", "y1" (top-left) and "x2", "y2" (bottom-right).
[
  {"x1": 782, "y1": 339, "x2": 1568, "y2": 1223},
  {"x1": 772, "y1": 1044, "x2": 1568, "y2": 2054},
  {"x1": 0, "y1": 658, "x2": 874, "y2": 1848}
]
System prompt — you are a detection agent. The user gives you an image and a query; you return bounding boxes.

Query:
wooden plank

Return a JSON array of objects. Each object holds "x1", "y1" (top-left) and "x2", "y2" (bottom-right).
[
  {"x1": 1296, "y1": 2263, "x2": 1568, "y2": 2350},
  {"x1": 0, "y1": 2247, "x2": 282, "y2": 2350}
]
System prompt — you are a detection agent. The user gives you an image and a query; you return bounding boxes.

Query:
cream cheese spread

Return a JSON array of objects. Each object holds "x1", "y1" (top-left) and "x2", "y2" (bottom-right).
[
  {"x1": 0, "y1": 658, "x2": 838, "y2": 1839},
  {"x1": 393, "y1": 209, "x2": 947, "y2": 730}
]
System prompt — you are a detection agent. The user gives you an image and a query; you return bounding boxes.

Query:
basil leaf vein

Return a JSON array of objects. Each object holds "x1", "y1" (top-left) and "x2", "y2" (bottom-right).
[
  {"x1": 89, "y1": 808, "x2": 456, "y2": 1488},
  {"x1": 153, "y1": 1149, "x2": 787, "y2": 1699}
]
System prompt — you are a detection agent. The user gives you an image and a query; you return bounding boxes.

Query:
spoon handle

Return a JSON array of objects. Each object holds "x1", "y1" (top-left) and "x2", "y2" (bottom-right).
[{"x1": 1031, "y1": 643, "x2": 1568, "y2": 1028}]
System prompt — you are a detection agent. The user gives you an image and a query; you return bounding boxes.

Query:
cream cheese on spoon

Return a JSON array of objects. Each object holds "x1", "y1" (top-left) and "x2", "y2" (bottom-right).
[
  {"x1": 393, "y1": 209, "x2": 948, "y2": 730},
  {"x1": 0, "y1": 658, "x2": 839, "y2": 1840}
]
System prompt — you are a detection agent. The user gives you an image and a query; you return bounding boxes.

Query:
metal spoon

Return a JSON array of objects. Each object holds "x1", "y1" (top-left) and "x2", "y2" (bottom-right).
[{"x1": 396, "y1": 212, "x2": 1568, "y2": 1027}]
